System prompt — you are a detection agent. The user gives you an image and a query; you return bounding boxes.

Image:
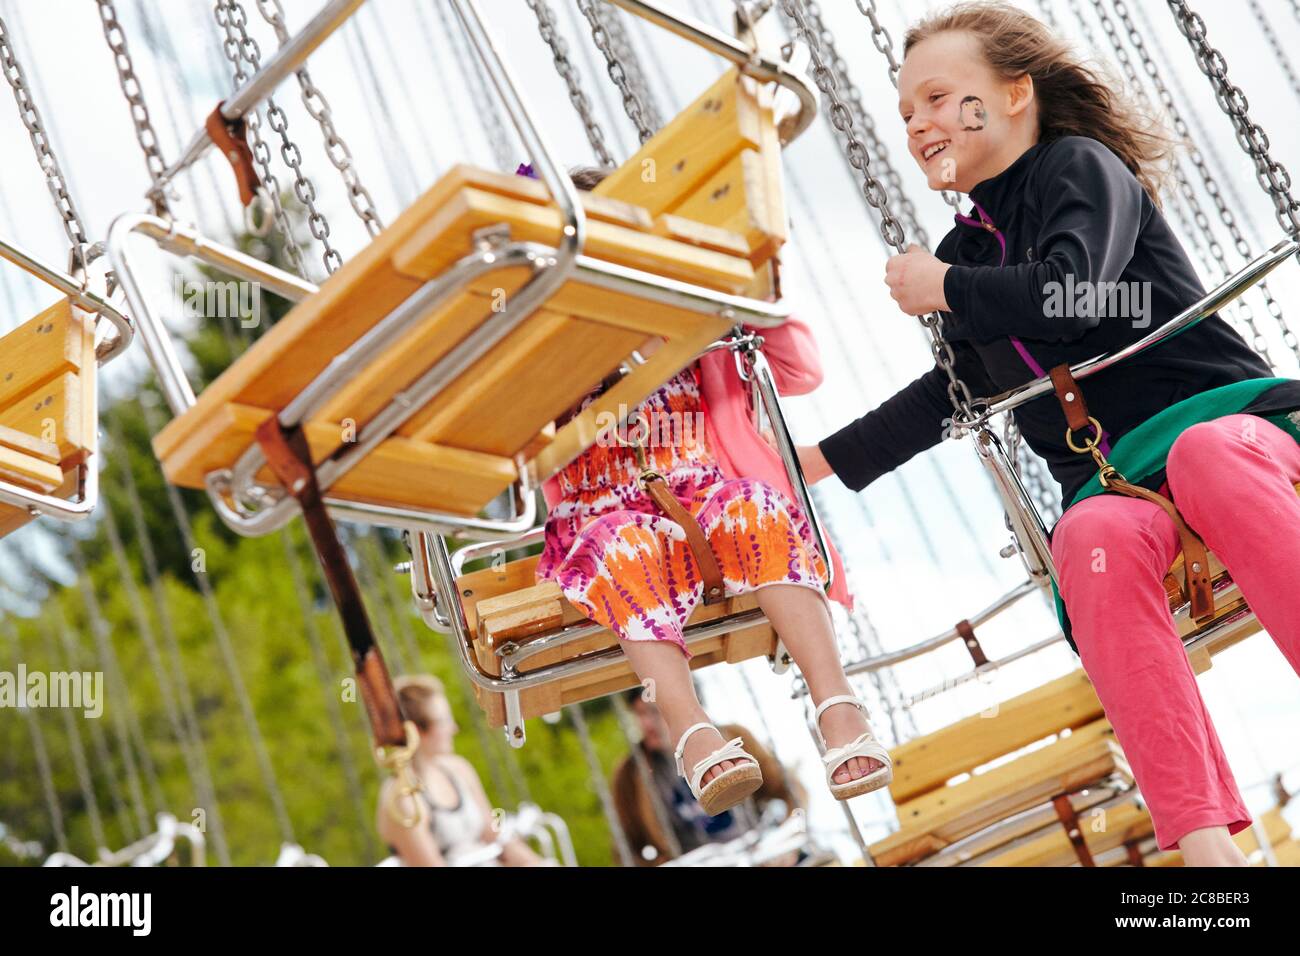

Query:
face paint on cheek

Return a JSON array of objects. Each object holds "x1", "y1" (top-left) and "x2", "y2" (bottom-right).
[{"x1": 959, "y1": 95, "x2": 987, "y2": 131}]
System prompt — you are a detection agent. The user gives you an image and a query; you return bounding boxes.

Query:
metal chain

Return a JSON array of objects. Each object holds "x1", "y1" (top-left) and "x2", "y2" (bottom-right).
[
  {"x1": 219, "y1": 0, "x2": 342, "y2": 274},
  {"x1": 526, "y1": 0, "x2": 616, "y2": 167},
  {"x1": 1113, "y1": 0, "x2": 1298, "y2": 364},
  {"x1": 600, "y1": 4, "x2": 665, "y2": 132},
  {"x1": 1096, "y1": 0, "x2": 1280, "y2": 367},
  {"x1": 848, "y1": 0, "x2": 962, "y2": 211},
  {"x1": 213, "y1": 0, "x2": 307, "y2": 275},
  {"x1": 254, "y1": 0, "x2": 383, "y2": 238},
  {"x1": 781, "y1": 0, "x2": 978, "y2": 427},
  {"x1": 1165, "y1": 0, "x2": 1300, "y2": 239},
  {"x1": 777, "y1": 1, "x2": 930, "y2": 247},
  {"x1": 1248, "y1": 0, "x2": 1300, "y2": 104},
  {"x1": 576, "y1": 0, "x2": 654, "y2": 144},
  {"x1": 94, "y1": 0, "x2": 175, "y2": 218},
  {"x1": 434, "y1": 0, "x2": 514, "y2": 171},
  {"x1": 0, "y1": 14, "x2": 90, "y2": 269}
]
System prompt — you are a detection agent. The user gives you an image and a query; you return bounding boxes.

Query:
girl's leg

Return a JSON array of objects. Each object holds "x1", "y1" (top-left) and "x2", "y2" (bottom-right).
[
  {"x1": 690, "y1": 476, "x2": 881, "y2": 781},
  {"x1": 754, "y1": 583, "x2": 884, "y2": 782},
  {"x1": 1166, "y1": 414, "x2": 1300, "y2": 675},
  {"x1": 552, "y1": 511, "x2": 744, "y2": 786},
  {"x1": 1051, "y1": 494, "x2": 1251, "y2": 863}
]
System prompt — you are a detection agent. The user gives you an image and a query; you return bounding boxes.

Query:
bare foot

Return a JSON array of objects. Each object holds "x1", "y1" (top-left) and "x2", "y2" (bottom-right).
[{"x1": 818, "y1": 700, "x2": 885, "y2": 784}]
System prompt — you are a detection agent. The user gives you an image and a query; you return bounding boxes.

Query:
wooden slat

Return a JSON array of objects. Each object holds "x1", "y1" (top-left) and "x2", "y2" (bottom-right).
[
  {"x1": 390, "y1": 187, "x2": 755, "y2": 293},
  {"x1": 593, "y1": 68, "x2": 762, "y2": 215},
  {"x1": 671, "y1": 148, "x2": 779, "y2": 261},
  {"x1": 155, "y1": 402, "x2": 518, "y2": 515},
  {"x1": 871, "y1": 719, "x2": 1129, "y2": 867},
  {"x1": 0, "y1": 371, "x2": 86, "y2": 467},
  {"x1": 0, "y1": 423, "x2": 60, "y2": 464},
  {"x1": 888, "y1": 669, "x2": 1105, "y2": 804},
  {"x1": 977, "y1": 800, "x2": 1153, "y2": 867},
  {"x1": 653, "y1": 213, "x2": 752, "y2": 257},
  {"x1": 0, "y1": 299, "x2": 89, "y2": 411},
  {"x1": 0, "y1": 444, "x2": 63, "y2": 493}
]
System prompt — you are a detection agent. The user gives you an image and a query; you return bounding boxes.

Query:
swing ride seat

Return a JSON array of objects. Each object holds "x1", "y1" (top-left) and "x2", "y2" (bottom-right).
[
  {"x1": 0, "y1": 298, "x2": 98, "y2": 539},
  {"x1": 149, "y1": 67, "x2": 790, "y2": 527},
  {"x1": 868, "y1": 670, "x2": 1139, "y2": 867},
  {"x1": 452, "y1": 551, "x2": 780, "y2": 727},
  {"x1": 1163, "y1": 480, "x2": 1300, "y2": 670},
  {"x1": 386, "y1": 66, "x2": 814, "y2": 735}
]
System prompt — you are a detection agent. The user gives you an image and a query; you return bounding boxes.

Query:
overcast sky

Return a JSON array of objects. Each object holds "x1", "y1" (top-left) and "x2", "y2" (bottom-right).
[{"x1": 2, "y1": 0, "x2": 1299, "y2": 856}]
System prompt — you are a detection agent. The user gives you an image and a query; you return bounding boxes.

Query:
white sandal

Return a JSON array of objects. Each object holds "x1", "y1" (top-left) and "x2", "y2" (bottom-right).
[
  {"x1": 673, "y1": 722, "x2": 763, "y2": 816},
  {"x1": 814, "y1": 695, "x2": 893, "y2": 800}
]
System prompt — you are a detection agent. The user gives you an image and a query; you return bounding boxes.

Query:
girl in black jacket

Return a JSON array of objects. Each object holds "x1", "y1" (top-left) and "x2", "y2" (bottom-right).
[{"x1": 797, "y1": 1, "x2": 1300, "y2": 866}]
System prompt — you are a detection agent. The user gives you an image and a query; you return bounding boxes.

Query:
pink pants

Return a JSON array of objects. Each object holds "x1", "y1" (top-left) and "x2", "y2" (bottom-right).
[{"x1": 1051, "y1": 413, "x2": 1300, "y2": 851}]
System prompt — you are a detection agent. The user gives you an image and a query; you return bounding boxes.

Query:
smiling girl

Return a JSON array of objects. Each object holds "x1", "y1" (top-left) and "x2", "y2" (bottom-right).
[{"x1": 796, "y1": 2, "x2": 1300, "y2": 866}]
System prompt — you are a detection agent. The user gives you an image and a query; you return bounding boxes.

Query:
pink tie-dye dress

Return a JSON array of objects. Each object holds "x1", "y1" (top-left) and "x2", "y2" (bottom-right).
[{"x1": 535, "y1": 364, "x2": 830, "y2": 659}]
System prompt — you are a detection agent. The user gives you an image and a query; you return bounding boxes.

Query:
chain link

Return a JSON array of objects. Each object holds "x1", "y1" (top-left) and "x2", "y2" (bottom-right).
[
  {"x1": 849, "y1": 0, "x2": 962, "y2": 211},
  {"x1": 213, "y1": 0, "x2": 307, "y2": 275},
  {"x1": 1165, "y1": 0, "x2": 1300, "y2": 240},
  {"x1": 254, "y1": 0, "x2": 383, "y2": 240},
  {"x1": 1095, "y1": 0, "x2": 1281, "y2": 366},
  {"x1": 777, "y1": 1, "x2": 930, "y2": 247},
  {"x1": 435, "y1": 0, "x2": 513, "y2": 171},
  {"x1": 576, "y1": 0, "x2": 654, "y2": 145},
  {"x1": 0, "y1": 14, "x2": 90, "y2": 268},
  {"x1": 780, "y1": 0, "x2": 978, "y2": 428},
  {"x1": 526, "y1": 0, "x2": 616, "y2": 168},
  {"x1": 599, "y1": 3, "x2": 664, "y2": 133},
  {"x1": 94, "y1": 0, "x2": 175, "y2": 218}
]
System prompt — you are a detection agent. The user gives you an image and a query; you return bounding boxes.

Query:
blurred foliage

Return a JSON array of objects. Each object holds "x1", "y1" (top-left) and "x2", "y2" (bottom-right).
[{"x1": 0, "y1": 201, "x2": 629, "y2": 866}]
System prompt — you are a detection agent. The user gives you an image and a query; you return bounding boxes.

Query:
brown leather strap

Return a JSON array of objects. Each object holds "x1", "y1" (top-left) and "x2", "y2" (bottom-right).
[
  {"x1": 643, "y1": 475, "x2": 727, "y2": 605},
  {"x1": 1125, "y1": 840, "x2": 1146, "y2": 867},
  {"x1": 955, "y1": 619, "x2": 989, "y2": 668},
  {"x1": 1052, "y1": 794, "x2": 1096, "y2": 867},
  {"x1": 254, "y1": 416, "x2": 408, "y2": 748},
  {"x1": 1104, "y1": 475, "x2": 1215, "y2": 622},
  {"x1": 1047, "y1": 362, "x2": 1214, "y2": 623},
  {"x1": 1049, "y1": 363, "x2": 1093, "y2": 433},
  {"x1": 206, "y1": 102, "x2": 260, "y2": 207}
]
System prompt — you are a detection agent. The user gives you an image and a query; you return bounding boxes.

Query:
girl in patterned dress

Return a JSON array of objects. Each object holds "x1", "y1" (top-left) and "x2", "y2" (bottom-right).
[{"x1": 532, "y1": 170, "x2": 893, "y2": 816}]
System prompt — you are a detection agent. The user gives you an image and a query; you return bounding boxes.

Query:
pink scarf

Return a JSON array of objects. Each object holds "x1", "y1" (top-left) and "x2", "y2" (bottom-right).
[{"x1": 541, "y1": 316, "x2": 854, "y2": 612}]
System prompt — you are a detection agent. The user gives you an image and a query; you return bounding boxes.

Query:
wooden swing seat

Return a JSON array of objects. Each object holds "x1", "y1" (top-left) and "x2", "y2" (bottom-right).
[
  {"x1": 0, "y1": 298, "x2": 97, "y2": 538},
  {"x1": 869, "y1": 670, "x2": 1137, "y2": 867},
  {"x1": 455, "y1": 552, "x2": 778, "y2": 727},
  {"x1": 1163, "y1": 482, "x2": 1300, "y2": 670},
  {"x1": 151, "y1": 68, "x2": 788, "y2": 522}
]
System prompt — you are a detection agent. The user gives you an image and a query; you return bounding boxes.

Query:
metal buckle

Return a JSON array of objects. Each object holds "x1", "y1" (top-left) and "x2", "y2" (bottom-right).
[{"x1": 375, "y1": 720, "x2": 425, "y2": 829}]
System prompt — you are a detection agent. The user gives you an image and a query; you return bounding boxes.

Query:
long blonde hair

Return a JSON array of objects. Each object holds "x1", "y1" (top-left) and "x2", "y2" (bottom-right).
[{"x1": 903, "y1": 1, "x2": 1173, "y2": 203}]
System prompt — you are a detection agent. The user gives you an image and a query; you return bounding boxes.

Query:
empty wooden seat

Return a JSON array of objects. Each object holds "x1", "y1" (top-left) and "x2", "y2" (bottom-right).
[
  {"x1": 0, "y1": 299, "x2": 97, "y2": 538},
  {"x1": 869, "y1": 670, "x2": 1135, "y2": 866},
  {"x1": 151, "y1": 67, "x2": 786, "y2": 523},
  {"x1": 456, "y1": 553, "x2": 778, "y2": 727}
]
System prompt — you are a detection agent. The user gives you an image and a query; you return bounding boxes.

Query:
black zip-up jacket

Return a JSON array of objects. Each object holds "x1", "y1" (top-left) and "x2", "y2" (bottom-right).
[{"x1": 818, "y1": 135, "x2": 1276, "y2": 510}]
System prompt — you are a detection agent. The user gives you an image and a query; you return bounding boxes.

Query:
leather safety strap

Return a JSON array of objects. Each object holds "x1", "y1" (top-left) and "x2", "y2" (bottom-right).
[
  {"x1": 254, "y1": 416, "x2": 408, "y2": 748},
  {"x1": 1052, "y1": 794, "x2": 1096, "y2": 867},
  {"x1": 955, "y1": 619, "x2": 989, "y2": 668},
  {"x1": 1047, "y1": 363, "x2": 1215, "y2": 623},
  {"x1": 206, "y1": 101, "x2": 260, "y2": 207},
  {"x1": 642, "y1": 474, "x2": 727, "y2": 605}
]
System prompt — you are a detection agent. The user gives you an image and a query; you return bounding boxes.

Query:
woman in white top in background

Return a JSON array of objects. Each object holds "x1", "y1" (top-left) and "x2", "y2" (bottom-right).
[{"x1": 378, "y1": 675, "x2": 551, "y2": 866}]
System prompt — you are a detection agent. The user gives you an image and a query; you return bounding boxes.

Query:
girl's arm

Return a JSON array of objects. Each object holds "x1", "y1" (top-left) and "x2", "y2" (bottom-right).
[
  {"x1": 942, "y1": 137, "x2": 1146, "y2": 343},
  {"x1": 815, "y1": 363, "x2": 962, "y2": 492}
]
